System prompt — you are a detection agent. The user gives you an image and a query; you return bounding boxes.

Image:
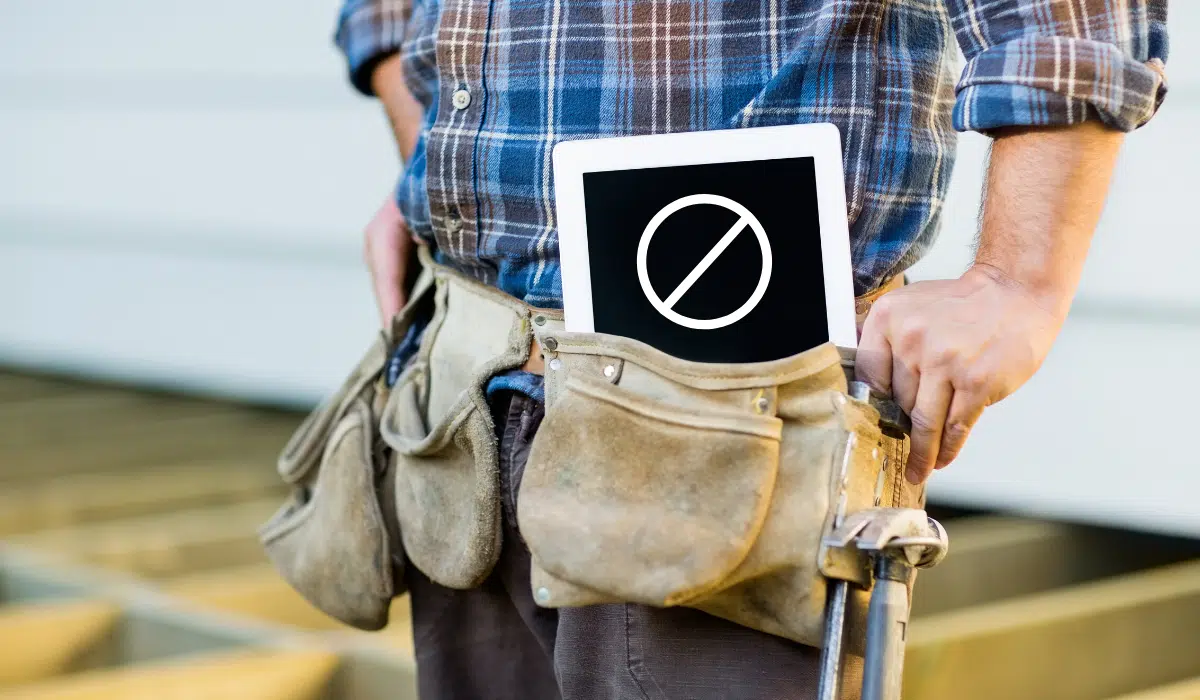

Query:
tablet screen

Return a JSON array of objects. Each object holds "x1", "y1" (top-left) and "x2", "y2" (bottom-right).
[{"x1": 581, "y1": 156, "x2": 829, "y2": 364}]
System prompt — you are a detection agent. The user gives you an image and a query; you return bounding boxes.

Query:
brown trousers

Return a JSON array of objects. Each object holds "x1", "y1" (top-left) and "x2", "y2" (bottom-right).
[{"x1": 402, "y1": 391, "x2": 863, "y2": 700}]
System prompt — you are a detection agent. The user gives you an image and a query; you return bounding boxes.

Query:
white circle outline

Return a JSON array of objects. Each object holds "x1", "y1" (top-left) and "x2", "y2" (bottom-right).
[{"x1": 636, "y1": 194, "x2": 773, "y2": 330}]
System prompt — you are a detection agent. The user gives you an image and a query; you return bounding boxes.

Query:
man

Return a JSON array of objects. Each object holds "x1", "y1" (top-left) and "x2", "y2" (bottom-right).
[{"x1": 338, "y1": 0, "x2": 1167, "y2": 697}]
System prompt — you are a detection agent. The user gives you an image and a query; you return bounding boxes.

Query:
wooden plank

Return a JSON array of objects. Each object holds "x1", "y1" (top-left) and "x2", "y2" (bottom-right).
[
  {"x1": 0, "y1": 600, "x2": 119, "y2": 686},
  {"x1": 905, "y1": 560, "x2": 1200, "y2": 700},
  {"x1": 0, "y1": 392, "x2": 297, "y2": 451},
  {"x1": 166, "y1": 564, "x2": 353, "y2": 632},
  {"x1": 0, "y1": 460, "x2": 283, "y2": 536},
  {"x1": 913, "y1": 517, "x2": 1200, "y2": 616},
  {"x1": 2, "y1": 649, "x2": 339, "y2": 700},
  {"x1": 1109, "y1": 677, "x2": 1200, "y2": 699},
  {"x1": 0, "y1": 413, "x2": 295, "y2": 483},
  {"x1": 166, "y1": 565, "x2": 414, "y2": 656},
  {"x1": 8, "y1": 500, "x2": 280, "y2": 579},
  {"x1": 0, "y1": 374, "x2": 80, "y2": 402},
  {"x1": 0, "y1": 390, "x2": 191, "y2": 424}
]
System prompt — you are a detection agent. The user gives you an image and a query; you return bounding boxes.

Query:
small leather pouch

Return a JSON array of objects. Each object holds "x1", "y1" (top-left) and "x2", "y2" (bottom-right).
[
  {"x1": 378, "y1": 264, "x2": 539, "y2": 589},
  {"x1": 259, "y1": 271, "x2": 434, "y2": 630},
  {"x1": 520, "y1": 329, "x2": 919, "y2": 648}
]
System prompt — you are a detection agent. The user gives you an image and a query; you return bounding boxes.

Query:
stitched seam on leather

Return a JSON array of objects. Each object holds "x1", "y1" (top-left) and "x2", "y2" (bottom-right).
[
  {"x1": 552, "y1": 339, "x2": 840, "y2": 388},
  {"x1": 892, "y1": 438, "x2": 903, "y2": 508},
  {"x1": 566, "y1": 376, "x2": 782, "y2": 440}
]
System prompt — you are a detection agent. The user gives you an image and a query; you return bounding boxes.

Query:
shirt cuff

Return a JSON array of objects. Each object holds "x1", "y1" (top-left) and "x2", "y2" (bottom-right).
[
  {"x1": 334, "y1": 0, "x2": 410, "y2": 97},
  {"x1": 953, "y1": 36, "x2": 1167, "y2": 133}
]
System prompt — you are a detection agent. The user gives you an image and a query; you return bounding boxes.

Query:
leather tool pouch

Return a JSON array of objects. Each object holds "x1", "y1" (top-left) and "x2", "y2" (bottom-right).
[
  {"x1": 519, "y1": 329, "x2": 922, "y2": 649},
  {"x1": 258, "y1": 270, "x2": 435, "y2": 630},
  {"x1": 377, "y1": 253, "x2": 540, "y2": 590}
]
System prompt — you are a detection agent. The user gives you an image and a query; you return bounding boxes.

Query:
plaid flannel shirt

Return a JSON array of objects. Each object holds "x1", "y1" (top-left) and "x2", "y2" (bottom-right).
[{"x1": 339, "y1": 0, "x2": 1167, "y2": 398}]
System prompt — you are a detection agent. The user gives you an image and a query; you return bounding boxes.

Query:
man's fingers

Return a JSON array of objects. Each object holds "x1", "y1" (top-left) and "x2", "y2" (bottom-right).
[
  {"x1": 906, "y1": 376, "x2": 953, "y2": 484},
  {"x1": 854, "y1": 307, "x2": 894, "y2": 395},
  {"x1": 935, "y1": 388, "x2": 986, "y2": 470},
  {"x1": 370, "y1": 255, "x2": 406, "y2": 326},
  {"x1": 890, "y1": 355, "x2": 920, "y2": 417},
  {"x1": 363, "y1": 197, "x2": 413, "y2": 326}
]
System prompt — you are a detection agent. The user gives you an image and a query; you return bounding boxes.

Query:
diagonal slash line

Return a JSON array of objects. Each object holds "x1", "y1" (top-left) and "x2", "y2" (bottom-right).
[{"x1": 662, "y1": 216, "x2": 750, "y2": 309}]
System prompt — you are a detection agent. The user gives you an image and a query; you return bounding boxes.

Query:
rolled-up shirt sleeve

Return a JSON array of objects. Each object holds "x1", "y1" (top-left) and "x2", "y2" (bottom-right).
[
  {"x1": 946, "y1": 0, "x2": 1169, "y2": 133},
  {"x1": 335, "y1": 0, "x2": 412, "y2": 96}
]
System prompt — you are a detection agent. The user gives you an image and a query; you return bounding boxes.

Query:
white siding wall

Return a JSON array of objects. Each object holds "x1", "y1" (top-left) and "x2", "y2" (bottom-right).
[{"x1": 1, "y1": 2, "x2": 1197, "y2": 534}]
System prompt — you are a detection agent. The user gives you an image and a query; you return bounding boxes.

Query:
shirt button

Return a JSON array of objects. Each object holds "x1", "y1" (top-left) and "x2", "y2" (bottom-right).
[
  {"x1": 451, "y1": 88, "x2": 472, "y2": 110},
  {"x1": 445, "y1": 210, "x2": 463, "y2": 233}
]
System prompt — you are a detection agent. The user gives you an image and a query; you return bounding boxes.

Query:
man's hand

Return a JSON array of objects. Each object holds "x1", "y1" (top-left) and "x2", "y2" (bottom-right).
[
  {"x1": 856, "y1": 266, "x2": 1063, "y2": 484},
  {"x1": 364, "y1": 195, "x2": 415, "y2": 325},
  {"x1": 857, "y1": 122, "x2": 1125, "y2": 484}
]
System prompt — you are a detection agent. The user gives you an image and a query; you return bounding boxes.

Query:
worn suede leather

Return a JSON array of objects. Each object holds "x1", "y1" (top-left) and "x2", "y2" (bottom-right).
[
  {"x1": 261, "y1": 398, "x2": 394, "y2": 629},
  {"x1": 259, "y1": 267, "x2": 436, "y2": 630},
  {"x1": 520, "y1": 328, "x2": 916, "y2": 651},
  {"x1": 378, "y1": 247, "x2": 557, "y2": 590},
  {"x1": 521, "y1": 374, "x2": 782, "y2": 607}
]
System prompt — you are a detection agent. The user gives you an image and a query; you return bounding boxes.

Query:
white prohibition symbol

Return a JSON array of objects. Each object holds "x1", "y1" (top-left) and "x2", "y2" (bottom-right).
[{"x1": 636, "y1": 194, "x2": 773, "y2": 330}]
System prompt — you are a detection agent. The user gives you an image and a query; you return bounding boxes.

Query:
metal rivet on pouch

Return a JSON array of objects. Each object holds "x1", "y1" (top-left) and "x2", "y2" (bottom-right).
[
  {"x1": 755, "y1": 397, "x2": 769, "y2": 412},
  {"x1": 603, "y1": 365, "x2": 616, "y2": 378},
  {"x1": 535, "y1": 587, "x2": 552, "y2": 603},
  {"x1": 543, "y1": 337, "x2": 559, "y2": 351},
  {"x1": 549, "y1": 358, "x2": 563, "y2": 371},
  {"x1": 533, "y1": 314, "x2": 546, "y2": 326}
]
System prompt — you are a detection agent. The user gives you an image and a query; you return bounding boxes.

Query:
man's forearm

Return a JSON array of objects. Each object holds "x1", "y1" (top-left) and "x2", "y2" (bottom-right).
[
  {"x1": 857, "y1": 120, "x2": 1128, "y2": 481},
  {"x1": 974, "y1": 122, "x2": 1125, "y2": 322},
  {"x1": 362, "y1": 54, "x2": 424, "y2": 325},
  {"x1": 371, "y1": 53, "x2": 424, "y2": 163}
]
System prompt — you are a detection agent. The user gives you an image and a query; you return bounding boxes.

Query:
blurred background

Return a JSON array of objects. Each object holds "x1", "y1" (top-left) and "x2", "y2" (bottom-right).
[{"x1": 0, "y1": 2, "x2": 1197, "y2": 699}]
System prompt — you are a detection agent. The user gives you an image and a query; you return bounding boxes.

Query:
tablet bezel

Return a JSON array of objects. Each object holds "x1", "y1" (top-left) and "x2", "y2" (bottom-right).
[{"x1": 552, "y1": 123, "x2": 858, "y2": 350}]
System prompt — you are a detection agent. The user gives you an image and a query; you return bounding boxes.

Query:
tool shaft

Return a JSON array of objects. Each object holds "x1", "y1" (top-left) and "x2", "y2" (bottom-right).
[
  {"x1": 817, "y1": 580, "x2": 850, "y2": 700},
  {"x1": 862, "y1": 558, "x2": 911, "y2": 700}
]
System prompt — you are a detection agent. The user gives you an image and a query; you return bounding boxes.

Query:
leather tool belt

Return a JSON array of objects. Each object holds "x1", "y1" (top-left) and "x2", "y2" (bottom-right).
[{"x1": 260, "y1": 246, "x2": 923, "y2": 651}]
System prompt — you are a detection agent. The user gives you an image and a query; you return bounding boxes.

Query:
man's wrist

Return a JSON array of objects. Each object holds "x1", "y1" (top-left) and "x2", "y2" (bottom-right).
[{"x1": 965, "y1": 262, "x2": 1073, "y2": 322}]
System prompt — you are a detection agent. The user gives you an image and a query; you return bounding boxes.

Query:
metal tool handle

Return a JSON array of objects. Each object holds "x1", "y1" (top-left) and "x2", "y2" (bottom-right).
[
  {"x1": 861, "y1": 557, "x2": 912, "y2": 700},
  {"x1": 816, "y1": 580, "x2": 850, "y2": 700}
]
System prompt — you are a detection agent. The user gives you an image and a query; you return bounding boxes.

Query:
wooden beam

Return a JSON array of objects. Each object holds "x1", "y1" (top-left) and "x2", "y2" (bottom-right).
[
  {"x1": 9, "y1": 500, "x2": 280, "y2": 579},
  {"x1": 905, "y1": 560, "x2": 1200, "y2": 700},
  {"x1": 1107, "y1": 677, "x2": 1200, "y2": 699},
  {"x1": 0, "y1": 413, "x2": 296, "y2": 483},
  {"x1": 166, "y1": 565, "x2": 415, "y2": 656},
  {"x1": 0, "y1": 392, "x2": 297, "y2": 450},
  {"x1": 0, "y1": 374, "x2": 80, "y2": 402},
  {"x1": 166, "y1": 564, "x2": 353, "y2": 632},
  {"x1": 0, "y1": 461, "x2": 283, "y2": 536},
  {"x1": 2, "y1": 649, "x2": 339, "y2": 700},
  {"x1": 0, "y1": 601, "x2": 119, "y2": 686},
  {"x1": 913, "y1": 517, "x2": 1199, "y2": 617}
]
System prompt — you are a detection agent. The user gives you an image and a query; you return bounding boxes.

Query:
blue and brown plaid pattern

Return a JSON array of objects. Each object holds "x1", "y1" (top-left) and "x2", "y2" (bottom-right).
[{"x1": 337, "y1": 0, "x2": 1167, "y2": 305}]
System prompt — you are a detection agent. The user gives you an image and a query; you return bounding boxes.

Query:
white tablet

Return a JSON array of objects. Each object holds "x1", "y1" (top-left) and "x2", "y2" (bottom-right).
[{"x1": 553, "y1": 123, "x2": 857, "y2": 364}]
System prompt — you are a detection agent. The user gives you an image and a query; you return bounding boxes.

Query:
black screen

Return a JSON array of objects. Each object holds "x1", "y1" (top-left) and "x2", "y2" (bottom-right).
[{"x1": 582, "y1": 156, "x2": 829, "y2": 363}]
